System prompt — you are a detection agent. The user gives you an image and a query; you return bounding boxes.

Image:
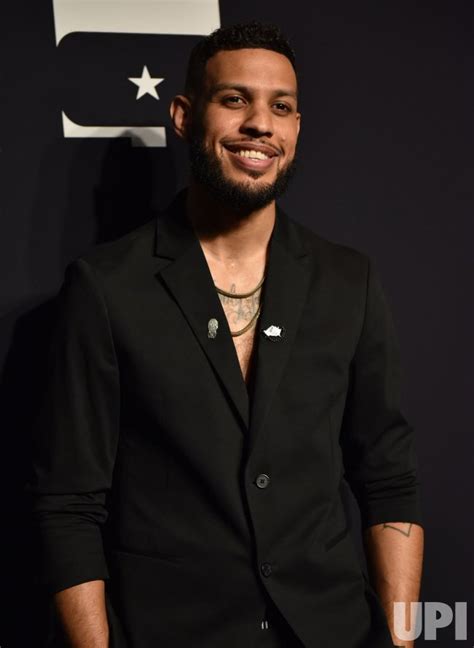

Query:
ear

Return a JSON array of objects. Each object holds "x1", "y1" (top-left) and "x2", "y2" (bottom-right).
[
  {"x1": 170, "y1": 94, "x2": 192, "y2": 140},
  {"x1": 296, "y1": 111, "x2": 301, "y2": 138}
]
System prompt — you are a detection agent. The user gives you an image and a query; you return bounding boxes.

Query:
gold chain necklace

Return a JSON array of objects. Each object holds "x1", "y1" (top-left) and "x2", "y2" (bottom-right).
[
  {"x1": 215, "y1": 274, "x2": 265, "y2": 298},
  {"x1": 216, "y1": 275, "x2": 265, "y2": 337}
]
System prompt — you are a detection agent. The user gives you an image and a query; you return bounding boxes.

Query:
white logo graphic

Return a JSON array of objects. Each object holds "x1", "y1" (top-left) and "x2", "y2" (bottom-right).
[
  {"x1": 394, "y1": 601, "x2": 467, "y2": 641},
  {"x1": 53, "y1": 0, "x2": 220, "y2": 147},
  {"x1": 61, "y1": 113, "x2": 166, "y2": 148},
  {"x1": 52, "y1": 0, "x2": 221, "y2": 46},
  {"x1": 128, "y1": 66, "x2": 164, "y2": 101}
]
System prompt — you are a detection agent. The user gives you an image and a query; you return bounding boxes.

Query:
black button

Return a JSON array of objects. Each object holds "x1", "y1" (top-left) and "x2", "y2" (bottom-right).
[
  {"x1": 261, "y1": 562, "x2": 272, "y2": 577},
  {"x1": 255, "y1": 473, "x2": 271, "y2": 489}
]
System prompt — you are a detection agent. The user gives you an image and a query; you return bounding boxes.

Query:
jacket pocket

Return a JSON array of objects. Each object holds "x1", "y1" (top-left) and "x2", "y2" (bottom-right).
[
  {"x1": 112, "y1": 547, "x2": 185, "y2": 564},
  {"x1": 324, "y1": 519, "x2": 350, "y2": 551},
  {"x1": 324, "y1": 400, "x2": 352, "y2": 551}
]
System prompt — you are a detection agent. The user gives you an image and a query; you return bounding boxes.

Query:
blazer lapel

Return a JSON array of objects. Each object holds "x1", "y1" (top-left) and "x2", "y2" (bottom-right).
[
  {"x1": 247, "y1": 206, "x2": 312, "y2": 456},
  {"x1": 153, "y1": 192, "x2": 250, "y2": 430}
]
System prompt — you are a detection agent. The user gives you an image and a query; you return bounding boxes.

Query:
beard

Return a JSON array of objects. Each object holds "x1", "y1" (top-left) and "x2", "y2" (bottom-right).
[{"x1": 187, "y1": 135, "x2": 297, "y2": 214}]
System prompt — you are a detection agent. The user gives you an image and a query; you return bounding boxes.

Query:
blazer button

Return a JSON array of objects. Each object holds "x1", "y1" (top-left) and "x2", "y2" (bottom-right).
[
  {"x1": 255, "y1": 473, "x2": 271, "y2": 489},
  {"x1": 260, "y1": 562, "x2": 273, "y2": 577}
]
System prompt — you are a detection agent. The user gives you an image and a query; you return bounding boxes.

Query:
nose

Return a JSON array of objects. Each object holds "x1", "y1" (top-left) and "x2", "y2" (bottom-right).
[{"x1": 240, "y1": 101, "x2": 273, "y2": 138}]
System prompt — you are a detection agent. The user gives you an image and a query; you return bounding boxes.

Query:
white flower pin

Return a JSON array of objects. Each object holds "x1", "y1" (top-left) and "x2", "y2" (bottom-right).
[{"x1": 262, "y1": 324, "x2": 286, "y2": 341}]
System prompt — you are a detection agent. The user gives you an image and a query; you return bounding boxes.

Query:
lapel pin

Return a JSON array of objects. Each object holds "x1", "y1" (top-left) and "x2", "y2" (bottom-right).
[
  {"x1": 262, "y1": 324, "x2": 286, "y2": 342},
  {"x1": 208, "y1": 318, "x2": 219, "y2": 339}
]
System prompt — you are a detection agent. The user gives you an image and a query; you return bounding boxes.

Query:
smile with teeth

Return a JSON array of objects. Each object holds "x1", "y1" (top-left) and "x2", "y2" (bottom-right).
[{"x1": 236, "y1": 149, "x2": 269, "y2": 160}]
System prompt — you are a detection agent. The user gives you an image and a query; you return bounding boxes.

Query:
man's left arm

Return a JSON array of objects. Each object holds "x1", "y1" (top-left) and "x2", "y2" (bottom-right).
[
  {"x1": 364, "y1": 522, "x2": 424, "y2": 648},
  {"x1": 340, "y1": 257, "x2": 424, "y2": 647}
]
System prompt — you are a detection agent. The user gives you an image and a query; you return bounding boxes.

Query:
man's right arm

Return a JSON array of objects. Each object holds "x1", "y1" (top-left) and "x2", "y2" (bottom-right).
[
  {"x1": 54, "y1": 580, "x2": 109, "y2": 648},
  {"x1": 26, "y1": 259, "x2": 121, "y2": 645}
]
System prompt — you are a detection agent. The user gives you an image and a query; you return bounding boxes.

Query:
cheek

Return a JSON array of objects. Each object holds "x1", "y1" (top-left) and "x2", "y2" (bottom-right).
[
  {"x1": 284, "y1": 129, "x2": 299, "y2": 154},
  {"x1": 280, "y1": 122, "x2": 298, "y2": 145}
]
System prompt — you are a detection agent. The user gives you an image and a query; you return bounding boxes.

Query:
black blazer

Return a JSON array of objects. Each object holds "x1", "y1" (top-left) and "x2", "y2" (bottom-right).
[{"x1": 29, "y1": 191, "x2": 422, "y2": 648}]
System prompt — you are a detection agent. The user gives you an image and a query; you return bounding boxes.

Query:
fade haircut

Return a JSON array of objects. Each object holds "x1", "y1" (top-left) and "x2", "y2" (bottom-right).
[{"x1": 184, "y1": 21, "x2": 297, "y2": 99}]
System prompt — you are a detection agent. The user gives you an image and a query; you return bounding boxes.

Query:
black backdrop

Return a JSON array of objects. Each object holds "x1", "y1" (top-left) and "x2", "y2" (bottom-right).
[{"x1": 1, "y1": 1, "x2": 472, "y2": 646}]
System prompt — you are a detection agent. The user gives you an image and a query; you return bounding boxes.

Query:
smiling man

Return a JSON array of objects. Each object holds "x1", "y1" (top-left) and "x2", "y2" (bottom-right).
[
  {"x1": 169, "y1": 41, "x2": 301, "y2": 391},
  {"x1": 30, "y1": 22, "x2": 423, "y2": 648},
  {"x1": 182, "y1": 46, "x2": 299, "y2": 214}
]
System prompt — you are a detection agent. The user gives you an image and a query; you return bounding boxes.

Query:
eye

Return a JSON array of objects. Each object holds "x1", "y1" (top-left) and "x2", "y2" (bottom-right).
[
  {"x1": 223, "y1": 95, "x2": 245, "y2": 106},
  {"x1": 273, "y1": 102, "x2": 292, "y2": 113}
]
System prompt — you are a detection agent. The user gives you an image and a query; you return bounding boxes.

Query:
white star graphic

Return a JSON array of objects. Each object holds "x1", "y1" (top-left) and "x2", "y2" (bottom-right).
[{"x1": 128, "y1": 66, "x2": 164, "y2": 100}]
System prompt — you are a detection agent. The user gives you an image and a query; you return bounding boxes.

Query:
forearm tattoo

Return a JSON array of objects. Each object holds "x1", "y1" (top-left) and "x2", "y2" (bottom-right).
[{"x1": 383, "y1": 522, "x2": 413, "y2": 537}]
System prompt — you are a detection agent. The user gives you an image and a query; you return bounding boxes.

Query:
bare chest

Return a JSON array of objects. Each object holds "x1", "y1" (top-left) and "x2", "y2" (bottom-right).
[
  {"x1": 218, "y1": 294, "x2": 261, "y2": 385},
  {"x1": 231, "y1": 324, "x2": 257, "y2": 384}
]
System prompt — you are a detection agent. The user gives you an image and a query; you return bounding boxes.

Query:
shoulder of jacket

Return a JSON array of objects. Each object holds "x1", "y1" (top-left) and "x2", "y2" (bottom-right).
[
  {"x1": 72, "y1": 217, "x2": 156, "y2": 280},
  {"x1": 288, "y1": 215, "x2": 370, "y2": 276}
]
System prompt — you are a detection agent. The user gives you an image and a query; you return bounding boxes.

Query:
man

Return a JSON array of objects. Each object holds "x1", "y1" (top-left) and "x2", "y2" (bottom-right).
[{"x1": 29, "y1": 22, "x2": 423, "y2": 648}]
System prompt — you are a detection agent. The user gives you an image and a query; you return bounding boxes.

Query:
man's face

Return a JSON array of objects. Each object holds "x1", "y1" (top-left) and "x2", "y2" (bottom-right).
[{"x1": 187, "y1": 48, "x2": 301, "y2": 212}]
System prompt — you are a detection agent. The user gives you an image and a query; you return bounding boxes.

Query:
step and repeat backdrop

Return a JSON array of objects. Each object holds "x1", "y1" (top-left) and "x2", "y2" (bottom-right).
[{"x1": 0, "y1": 1, "x2": 472, "y2": 646}]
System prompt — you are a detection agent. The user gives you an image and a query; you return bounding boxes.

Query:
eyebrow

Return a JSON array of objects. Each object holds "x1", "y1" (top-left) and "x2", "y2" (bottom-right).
[{"x1": 209, "y1": 83, "x2": 298, "y2": 100}]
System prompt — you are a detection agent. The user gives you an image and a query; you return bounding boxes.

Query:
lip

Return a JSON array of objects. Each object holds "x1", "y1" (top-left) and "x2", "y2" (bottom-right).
[
  {"x1": 223, "y1": 141, "x2": 280, "y2": 158},
  {"x1": 222, "y1": 141, "x2": 279, "y2": 173}
]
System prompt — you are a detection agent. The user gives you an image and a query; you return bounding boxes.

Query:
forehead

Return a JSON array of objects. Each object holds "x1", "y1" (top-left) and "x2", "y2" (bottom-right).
[{"x1": 203, "y1": 48, "x2": 297, "y2": 94}]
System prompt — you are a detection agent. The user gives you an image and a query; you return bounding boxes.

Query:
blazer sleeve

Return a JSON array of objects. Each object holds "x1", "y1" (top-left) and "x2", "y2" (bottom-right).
[
  {"x1": 339, "y1": 258, "x2": 423, "y2": 530},
  {"x1": 26, "y1": 258, "x2": 120, "y2": 594}
]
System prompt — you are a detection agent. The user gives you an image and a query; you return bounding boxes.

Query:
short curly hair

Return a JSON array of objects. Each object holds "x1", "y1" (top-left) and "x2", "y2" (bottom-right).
[{"x1": 184, "y1": 21, "x2": 297, "y2": 98}]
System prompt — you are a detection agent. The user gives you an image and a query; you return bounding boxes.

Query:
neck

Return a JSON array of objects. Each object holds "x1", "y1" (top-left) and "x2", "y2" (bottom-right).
[{"x1": 185, "y1": 181, "x2": 276, "y2": 265}]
